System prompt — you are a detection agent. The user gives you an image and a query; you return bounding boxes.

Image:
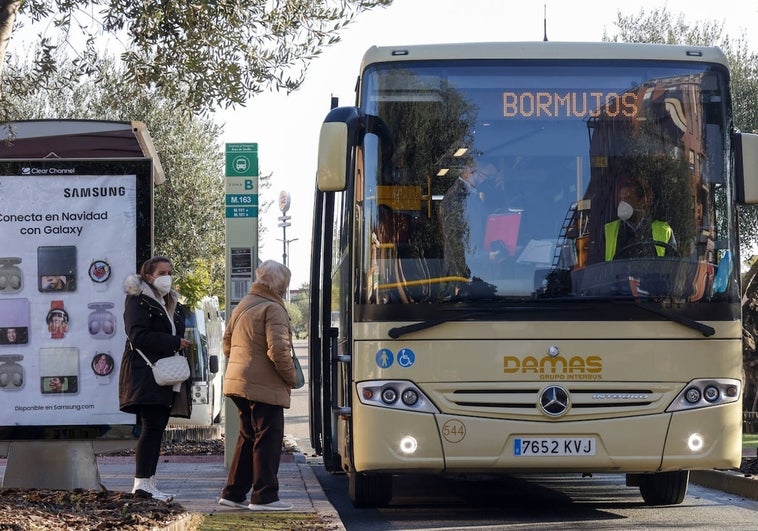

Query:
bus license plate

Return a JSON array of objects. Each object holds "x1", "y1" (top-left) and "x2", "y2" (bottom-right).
[{"x1": 514, "y1": 437, "x2": 596, "y2": 456}]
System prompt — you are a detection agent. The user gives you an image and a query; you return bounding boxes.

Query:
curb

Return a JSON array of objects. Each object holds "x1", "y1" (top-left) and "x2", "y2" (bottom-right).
[
  {"x1": 297, "y1": 458, "x2": 347, "y2": 531},
  {"x1": 690, "y1": 470, "x2": 758, "y2": 500},
  {"x1": 158, "y1": 513, "x2": 200, "y2": 531}
]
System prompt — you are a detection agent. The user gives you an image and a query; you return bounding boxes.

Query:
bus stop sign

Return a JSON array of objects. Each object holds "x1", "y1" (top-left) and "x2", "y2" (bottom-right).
[{"x1": 225, "y1": 143, "x2": 258, "y2": 177}]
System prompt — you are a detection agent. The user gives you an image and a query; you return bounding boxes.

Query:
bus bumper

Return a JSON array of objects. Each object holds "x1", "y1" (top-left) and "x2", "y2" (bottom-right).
[{"x1": 351, "y1": 401, "x2": 742, "y2": 473}]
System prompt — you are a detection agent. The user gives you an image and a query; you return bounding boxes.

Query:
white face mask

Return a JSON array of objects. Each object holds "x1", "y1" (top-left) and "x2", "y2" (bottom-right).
[
  {"x1": 152, "y1": 275, "x2": 172, "y2": 296},
  {"x1": 617, "y1": 200, "x2": 634, "y2": 221}
]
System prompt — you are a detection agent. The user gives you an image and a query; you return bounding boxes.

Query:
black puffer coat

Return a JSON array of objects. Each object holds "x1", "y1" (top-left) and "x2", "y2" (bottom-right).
[{"x1": 118, "y1": 273, "x2": 187, "y2": 414}]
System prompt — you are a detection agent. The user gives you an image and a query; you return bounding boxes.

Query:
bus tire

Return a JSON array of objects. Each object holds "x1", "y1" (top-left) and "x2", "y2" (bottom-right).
[
  {"x1": 637, "y1": 470, "x2": 689, "y2": 505},
  {"x1": 348, "y1": 469, "x2": 392, "y2": 508},
  {"x1": 323, "y1": 449, "x2": 342, "y2": 474}
]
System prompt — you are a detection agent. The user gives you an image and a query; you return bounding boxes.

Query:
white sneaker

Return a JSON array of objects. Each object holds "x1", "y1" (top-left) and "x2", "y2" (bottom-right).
[
  {"x1": 148, "y1": 476, "x2": 175, "y2": 499},
  {"x1": 131, "y1": 477, "x2": 174, "y2": 502},
  {"x1": 249, "y1": 500, "x2": 294, "y2": 511},
  {"x1": 148, "y1": 476, "x2": 174, "y2": 502},
  {"x1": 131, "y1": 477, "x2": 151, "y2": 496},
  {"x1": 218, "y1": 497, "x2": 248, "y2": 509}
]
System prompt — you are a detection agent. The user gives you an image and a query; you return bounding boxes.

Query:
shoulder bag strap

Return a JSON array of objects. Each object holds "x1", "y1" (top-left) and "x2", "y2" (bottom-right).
[
  {"x1": 129, "y1": 341, "x2": 154, "y2": 368},
  {"x1": 228, "y1": 300, "x2": 265, "y2": 336}
]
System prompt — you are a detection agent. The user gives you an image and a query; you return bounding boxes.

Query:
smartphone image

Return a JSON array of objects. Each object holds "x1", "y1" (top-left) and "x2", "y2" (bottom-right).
[
  {"x1": 0, "y1": 299, "x2": 29, "y2": 345},
  {"x1": 39, "y1": 347, "x2": 79, "y2": 394},
  {"x1": 37, "y1": 246, "x2": 77, "y2": 292}
]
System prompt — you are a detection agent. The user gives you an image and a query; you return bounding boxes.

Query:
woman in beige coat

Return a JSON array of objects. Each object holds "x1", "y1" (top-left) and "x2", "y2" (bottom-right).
[{"x1": 218, "y1": 260, "x2": 297, "y2": 511}]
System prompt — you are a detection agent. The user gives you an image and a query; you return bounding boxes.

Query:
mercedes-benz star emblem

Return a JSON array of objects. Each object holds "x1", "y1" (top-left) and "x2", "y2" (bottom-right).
[{"x1": 538, "y1": 386, "x2": 571, "y2": 417}]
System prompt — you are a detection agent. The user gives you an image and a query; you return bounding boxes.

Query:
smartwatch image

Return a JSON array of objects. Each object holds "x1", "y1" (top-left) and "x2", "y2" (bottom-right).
[
  {"x1": 92, "y1": 352, "x2": 115, "y2": 384},
  {"x1": 0, "y1": 354, "x2": 24, "y2": 391},
  {"x1": 0, "y1": 257, "x2": 23, "y2": 293},
  {"x1": 88, "y1": 302, "x2": 116, "y2": 339},
  {"x1": 46, "y1": 300, "x2": 69, "y2": 339},
  {"x1": 88, "y1": 259, "x2": 111, "y2": 292}
]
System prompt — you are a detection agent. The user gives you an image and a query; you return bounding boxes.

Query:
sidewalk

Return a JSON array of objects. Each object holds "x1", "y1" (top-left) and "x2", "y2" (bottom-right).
[{"x1": 95, "y1": 452, "x2": 345, "y2": 530}]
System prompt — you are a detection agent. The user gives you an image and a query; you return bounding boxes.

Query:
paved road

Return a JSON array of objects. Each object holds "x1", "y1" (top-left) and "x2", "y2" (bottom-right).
[{"x1": 289, "y1": 341, "x2": 758, "y2": 530}]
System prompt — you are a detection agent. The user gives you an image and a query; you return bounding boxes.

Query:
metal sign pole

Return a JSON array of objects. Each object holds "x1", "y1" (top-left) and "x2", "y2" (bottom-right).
[{"x1": 223, "y1": 143, "x2": 259, "y2": 467}]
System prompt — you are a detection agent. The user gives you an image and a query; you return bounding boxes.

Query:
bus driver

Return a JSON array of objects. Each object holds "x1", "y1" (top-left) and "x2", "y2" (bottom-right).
[{"x1": 604, "y1": 177, "x2": 676, "y2": 261}]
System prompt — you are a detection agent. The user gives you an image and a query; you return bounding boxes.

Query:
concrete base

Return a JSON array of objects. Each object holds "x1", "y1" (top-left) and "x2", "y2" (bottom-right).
[{"x1": 2, "y1": 440, "x2": 102, "y2": 490}]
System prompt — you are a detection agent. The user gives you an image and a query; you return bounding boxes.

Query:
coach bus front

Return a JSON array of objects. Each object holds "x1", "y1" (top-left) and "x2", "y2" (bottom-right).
[{"x1": 310, "y1": 42, "x2": 758, "y2": 508}]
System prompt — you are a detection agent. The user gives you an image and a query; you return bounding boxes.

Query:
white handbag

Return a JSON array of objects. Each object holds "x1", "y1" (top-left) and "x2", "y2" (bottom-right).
[{"x1": 134, "y1": 348, "x2": 190, "y2": 386}]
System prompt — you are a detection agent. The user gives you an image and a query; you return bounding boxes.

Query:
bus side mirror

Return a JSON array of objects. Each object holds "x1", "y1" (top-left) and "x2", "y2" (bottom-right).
[
  {"x1": 316, "y1": 106, "x2": 366, "y2": 192},
  {"x1": 735, "y1": 132, "x2": 758, "y2": 204},
  {"x1": 209, "y1": 354, "x2": 219, "y2": 374}
]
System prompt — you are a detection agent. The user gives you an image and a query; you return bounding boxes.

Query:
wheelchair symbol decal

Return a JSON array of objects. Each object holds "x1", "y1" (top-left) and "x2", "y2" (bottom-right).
[{"x1": 397, "y1": 348, "x2": 415, "y2": 368}]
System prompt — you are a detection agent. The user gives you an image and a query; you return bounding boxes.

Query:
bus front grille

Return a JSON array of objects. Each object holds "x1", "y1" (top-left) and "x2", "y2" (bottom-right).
[{"x1": 427, "y1": 384, "x2": 677, "y2": 420}]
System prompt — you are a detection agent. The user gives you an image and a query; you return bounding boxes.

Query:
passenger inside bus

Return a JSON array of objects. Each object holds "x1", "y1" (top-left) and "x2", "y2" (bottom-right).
[
  {"x1": 604, "y1": 176, "x2": 677, "y2": 261},
  {"x1": 439, "y1": 161, "x2": 505, "y2": 280}
]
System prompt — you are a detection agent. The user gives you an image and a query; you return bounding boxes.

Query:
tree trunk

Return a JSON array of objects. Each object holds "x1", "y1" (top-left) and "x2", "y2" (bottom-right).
[
  {"x1": 742, "y1": 260, "x2": 758, "y2": 413},
  {"x1": 0, "y1": 1, "x2": 21, "y2": 84}
]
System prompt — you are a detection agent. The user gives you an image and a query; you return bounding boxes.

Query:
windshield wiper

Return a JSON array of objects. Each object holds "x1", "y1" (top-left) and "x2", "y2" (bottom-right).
[
  {"x1": 388, "y1": 312, "x2": 479, "y2": 338},
  {"x1": 535, "y1": 295, "x2": 715, "y2": 336},
  {"x1": 386, "y1": 306, "x2": 561, "y2": 339},
  {"x1": 630, "y1": 301, "x2": 715, "y2": 336}
]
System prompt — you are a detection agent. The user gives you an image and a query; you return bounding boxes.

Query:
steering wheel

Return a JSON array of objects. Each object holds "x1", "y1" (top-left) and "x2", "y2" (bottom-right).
[{"x1": 616, "y1": 239, "x2": 680, "y2": 259}]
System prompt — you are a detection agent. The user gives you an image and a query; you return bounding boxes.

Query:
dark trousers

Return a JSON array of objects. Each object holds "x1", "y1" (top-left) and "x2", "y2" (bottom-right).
[
  {"x1": 221, "y1": 395, "x2": 284, "y2": 505},
  {"x1": 134, "y1": 404, "x2": 171, "y2": 478}
]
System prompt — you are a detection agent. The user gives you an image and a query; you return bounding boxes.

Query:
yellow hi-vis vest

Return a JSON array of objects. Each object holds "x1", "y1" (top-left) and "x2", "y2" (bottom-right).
[{"x1": 605, "y1": 219, "x2": 673, "y2": 261}]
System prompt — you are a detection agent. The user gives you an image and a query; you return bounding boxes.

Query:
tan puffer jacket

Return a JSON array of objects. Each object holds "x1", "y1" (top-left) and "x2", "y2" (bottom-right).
[{"x1": 222, "y1": 283, "x2": 296, "y2": 407}]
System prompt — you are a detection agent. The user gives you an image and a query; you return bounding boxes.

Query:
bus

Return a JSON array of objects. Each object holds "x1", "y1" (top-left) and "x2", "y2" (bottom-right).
[
  {"x1": 171, "y1": 296, "x2": 225, "y2": 426},
  {"x1": 309, "y1": 41, "x2": 758, "y2": 508}
]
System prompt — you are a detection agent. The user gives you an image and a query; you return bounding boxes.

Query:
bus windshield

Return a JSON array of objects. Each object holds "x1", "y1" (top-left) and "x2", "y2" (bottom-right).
[{"x1": 356, "y1": 59, "x2": 737, "y2": 318}]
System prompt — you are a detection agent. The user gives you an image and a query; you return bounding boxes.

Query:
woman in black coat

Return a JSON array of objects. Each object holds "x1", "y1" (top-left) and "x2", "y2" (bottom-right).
[{"x1": 119, "y1": 256, "x2": 191, "y2": 502}]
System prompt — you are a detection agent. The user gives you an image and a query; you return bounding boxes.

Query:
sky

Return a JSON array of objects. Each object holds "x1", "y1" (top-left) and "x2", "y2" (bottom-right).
[{"x1": 217, "y1": 0, "x2": 758, "y2": 288}]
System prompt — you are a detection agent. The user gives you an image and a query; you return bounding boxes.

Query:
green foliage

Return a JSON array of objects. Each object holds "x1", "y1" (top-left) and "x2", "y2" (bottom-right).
[
  {"x1": 176, "y1": 258, "x2": 218, "y2": 309},
  {"x1": 287, "y1": 285, "x2": 310, "y2": 339},
  {"x1": 3, "y1": 55, "x2": 227, "y2": 304},
  {"x1": 2, "y1": 0, "x2": 393, "y2": 113},
  {"x1": 284, "y1": 300, "x2": 305, "y2": 339},
  {"x1": 606, "y1": 8, "x2": 726, "y2": 46}
]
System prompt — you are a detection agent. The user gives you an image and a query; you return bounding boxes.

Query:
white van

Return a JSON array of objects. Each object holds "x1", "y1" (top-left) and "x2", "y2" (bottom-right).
[{"x1": 171, "y1": 296, "x2": 225, "y2": 426}]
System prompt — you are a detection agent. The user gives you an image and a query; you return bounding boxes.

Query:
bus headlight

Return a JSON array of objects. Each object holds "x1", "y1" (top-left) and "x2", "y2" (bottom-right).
[
  {"x1": 687, "y1": 433, "x2": 705, "y2": 452},
  {"x1": 399, "y1": 435, "x2": 418, "y2": 455},
  {"x1": 401, "y1": 389, "x2": 419, "y2": 406},
  {"x1": 381, "y1": 388, "x2": 398, "y2": 404},
  {"x1": 684, "y1": 387, "x2": 701, "y2": 404},
  {"x1": 703, "y1": 386, "x2": 720, "y2": 402},
  {"x1": 667, "y1": 378, "x2": 741, "y2": 412},
  {"x1": 357, "y1": 380, "x2": 439, "y2": 413}
]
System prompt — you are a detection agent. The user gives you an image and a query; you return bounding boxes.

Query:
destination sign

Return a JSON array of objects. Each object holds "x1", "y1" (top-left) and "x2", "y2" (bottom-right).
[{"x1": 503, "y1": 90, "x2": 638, "y2": 119}]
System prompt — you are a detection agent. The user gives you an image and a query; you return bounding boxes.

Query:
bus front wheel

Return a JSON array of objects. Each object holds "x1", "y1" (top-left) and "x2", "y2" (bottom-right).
[
  {"x1": 348, "y1": 469, "x2": 392, "y2": 508},
  {"x1": 634, "y1": 470, "x2": 689, "y2": 505}
]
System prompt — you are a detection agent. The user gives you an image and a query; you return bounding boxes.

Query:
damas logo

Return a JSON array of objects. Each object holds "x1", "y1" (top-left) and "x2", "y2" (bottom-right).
[{"x1": 503, "y1": 354, "x2": 602, "y2": 381}]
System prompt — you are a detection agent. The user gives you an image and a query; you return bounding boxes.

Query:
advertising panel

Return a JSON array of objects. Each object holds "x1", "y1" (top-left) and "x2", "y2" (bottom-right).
[{"x1": 0, "y1": 159, "x2": 152, "y2": 438}]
